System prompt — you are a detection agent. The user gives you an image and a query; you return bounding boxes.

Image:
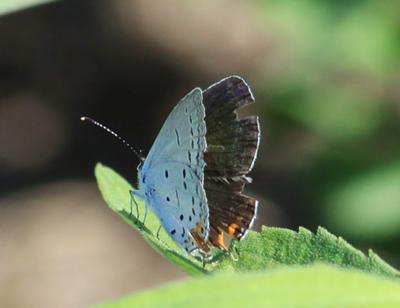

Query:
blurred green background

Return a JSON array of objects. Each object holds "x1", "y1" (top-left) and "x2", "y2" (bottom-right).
[{"x1": 1, "y1": 0, "x2": 399, "y2": 307}]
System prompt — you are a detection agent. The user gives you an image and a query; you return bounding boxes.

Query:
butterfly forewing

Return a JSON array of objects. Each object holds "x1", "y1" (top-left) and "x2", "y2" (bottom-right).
[
  {"x1": 142, "y1": 88, "x2": 206, "y2": 171},
  {"x1": 140, "y1": 88, "x2": 209, "y2": 253}
]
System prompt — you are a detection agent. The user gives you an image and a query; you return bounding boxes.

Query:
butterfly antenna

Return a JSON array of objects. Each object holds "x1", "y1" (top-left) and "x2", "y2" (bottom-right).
[{"x1": 80, "y1": 116, "x2": 144, "y2": 162}]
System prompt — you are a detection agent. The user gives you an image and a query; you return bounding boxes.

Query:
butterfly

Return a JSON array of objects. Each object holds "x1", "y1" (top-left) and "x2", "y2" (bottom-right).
[
  {"x1": 131, "y1": 76, "x2": 260, "y2": 259},
  {"x1": 83, "y1": 76, "x2": 260, "y2": 259}
]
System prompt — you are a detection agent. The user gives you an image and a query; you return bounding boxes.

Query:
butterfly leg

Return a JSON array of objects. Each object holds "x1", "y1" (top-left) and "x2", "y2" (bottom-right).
[
  {"x1": 140, "y1": 203, "x2": 148, "y2": 231},
  {"x1": 228, "y1": 247, "x2": 239, "y2": 262},
  {"x1": 129, "y1": 190, "x2": 140, "y2": 223},
  {"x1": 156, "y1": 224, "x2": 162, "y2": 239}
]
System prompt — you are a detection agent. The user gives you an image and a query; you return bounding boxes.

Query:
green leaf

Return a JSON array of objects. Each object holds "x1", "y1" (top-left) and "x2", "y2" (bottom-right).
[
  {"x1": 94, "y1": 163, "x2": 399, "y2": 278},
  {"x1": 217, "y1": 226, "x2": 399, "y2": 279},
  {"x1": 0, "y1": 0, "x2": 56, "y2": 16},
  {"x1": 97, "y1": 264, "x2": 400, "y2": 307},
  {"x1": 94, "y1": 163, "x2": 206, "y2": 276}
]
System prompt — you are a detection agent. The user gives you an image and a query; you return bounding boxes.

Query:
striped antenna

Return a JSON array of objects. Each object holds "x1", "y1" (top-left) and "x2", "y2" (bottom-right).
[{"x1": 80, "y1": 116, "x2": 144, "y2": 162}]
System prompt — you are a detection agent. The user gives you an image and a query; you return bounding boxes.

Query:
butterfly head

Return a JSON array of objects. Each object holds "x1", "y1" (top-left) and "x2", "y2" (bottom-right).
[
  {"x1": 132, "y1": 169, "x2": 149, "y2": 204},
  {"x1": 136, "y1": 162, "x2": 155, "y2": 200},
  {"x1": 136, "y1": 165, "x2": 145, "y2": 189}
]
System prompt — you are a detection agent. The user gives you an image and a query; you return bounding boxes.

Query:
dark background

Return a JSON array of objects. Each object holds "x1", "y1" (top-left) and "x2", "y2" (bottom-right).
[{"x1": 1, "y1": 1, "x2": 399, "y2": 307}]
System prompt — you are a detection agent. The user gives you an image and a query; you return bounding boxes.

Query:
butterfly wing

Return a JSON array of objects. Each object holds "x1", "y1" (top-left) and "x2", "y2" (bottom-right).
[
  {"x1": 142, "y1": 88, "x2": 206, "y2": 173},
  {"x1": 145, "y1": 163, "x2": 209, "y2": 253},
  {"x1": 141, "y1": 88, "x2": 210, "y2": 254},
  {"x1": 202, "y1": 76, "x2": 260, "y2": 250}
]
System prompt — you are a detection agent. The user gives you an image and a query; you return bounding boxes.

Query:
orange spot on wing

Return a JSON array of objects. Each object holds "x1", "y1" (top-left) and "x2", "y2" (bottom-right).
[
  {"x1": 196, "y1": 223, "x2": 203, "y2": 235},
  {"x1": 191, "y1": 223, "x2": 211, "y2": 256},
  {"x1": 216, "y1": 231, "x2": 228, "y2": 251},
  {"x1": 227, "y1": 223, "x2": 239, "y2": 235}
]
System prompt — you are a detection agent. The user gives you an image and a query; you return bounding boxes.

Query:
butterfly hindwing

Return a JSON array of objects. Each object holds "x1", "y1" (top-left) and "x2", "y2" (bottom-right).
[{"x1": 146, "y1": 163, "x2": 209, "y2": 253}]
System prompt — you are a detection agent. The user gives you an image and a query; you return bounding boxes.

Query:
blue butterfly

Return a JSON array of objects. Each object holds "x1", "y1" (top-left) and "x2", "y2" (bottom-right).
[{"x1": 83, "y1": 76, "x2": 260, "y2": 259}]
